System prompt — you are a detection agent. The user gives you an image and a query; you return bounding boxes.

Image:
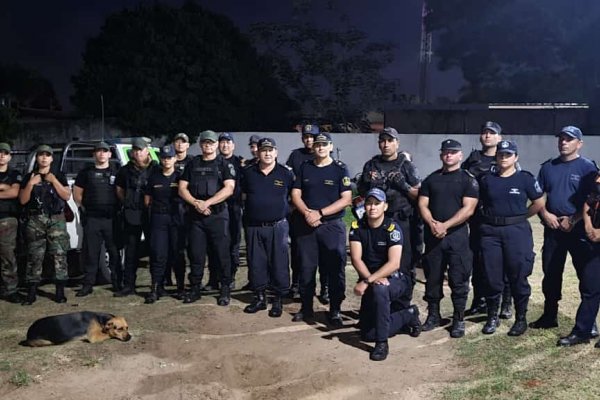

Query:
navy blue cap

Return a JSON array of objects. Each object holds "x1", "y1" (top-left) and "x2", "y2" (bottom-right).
[
  {"x1": 366, "y1": 188, "x2": 386, "y2": 202},
  {"x1": 481, "y1": 121, "x2": 502, "y2": 135},
  {"x1": 257, "y1": 137, "x2": 277, "y2": 149},
  {"x1": 219, "y1": 132, "x2": 234, "y2": 142},
  {"x1": 248, "y1": 134, "x2": 261, "y2": 145},
  {"x1": 497, "y1": 140, "x2": 518, "y2": 154},
  {"x1": 302, "y1": 123, "x2": 320, "y2": 135},
  {"x1": 159, "y1": 144, "x2": 175, "y2": 158},
  {"x1": 440, "y1": 139, "x2": 462, "y2": 151},
  {"x1": 557, "y1": 126, "x2": 583, "y2": 140},
  {"x1": 379, "y1": 127, "x2": 399, "y2": 140},
  {"x1": 313, "y1": 132, "x2": 332, "y2": 144}
]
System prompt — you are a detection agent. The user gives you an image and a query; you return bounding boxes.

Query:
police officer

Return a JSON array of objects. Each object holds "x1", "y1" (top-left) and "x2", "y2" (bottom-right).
[
  {"x1": 531, "y1": 126, "x2": 599, "y2": 335},
  {"x1": 19, "y1": 145, "x2": 72, "y2": 305},
  {"x1": 178, "y1": 130, "x2": 235, "y2": 305},
  {"x1": 114, "y1": 137, "x2": 157, "y2": 297},
  {"x1": 73, "y1": 141, "x2": 122, "y2": 297},
  {"x1": 350, "y1": 188, "x2": 421, "y2": 361},
  {"x1": 241, "y1": 138, "x2": 294, "y2": 317},
  {"x1": 144, "y1": 144, "x2": 184, "y2": 303},
  {"x1": 286, "y1": 123, "x2": 329, "y2": 303},
  {"x1": 357, "y1": 127, "x2": 421, "y2": 282},
  {"x1": 291, "y1": 132, "x2": 352, "y2": 326},
  {"x1": 418, "y1": 139, "x2": 479, "y2": 338},
  {"x1": 0, "y1": 143, "x2": 22, "y2": 303},
  {"x1": 478, "y1": 140, "x2": 545, "y2": 335},
  {"x1": 173, "y1": 132, "x2": 192, "y2": 174},
  {"x1": 246, "y1": 134, "x2": 261, "y2": 168}
]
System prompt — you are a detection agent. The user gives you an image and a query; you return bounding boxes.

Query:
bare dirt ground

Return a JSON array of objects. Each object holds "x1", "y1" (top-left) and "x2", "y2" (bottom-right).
[{"x1": 0, "y1": 263, "x2": 464, "y2": 400}]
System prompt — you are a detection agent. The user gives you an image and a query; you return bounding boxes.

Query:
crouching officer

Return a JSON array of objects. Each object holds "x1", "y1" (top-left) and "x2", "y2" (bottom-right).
[
  {"x1": 241, "y1": 138, "x2": 294, "y2": 317},
  {"x1": 73, "y1": 141, "x2": 121, "y2": 296},
  {"x1": 19, "y1": 145, "x2": 71, "y2": 305},
  {"x1": 0, "y1": 143, "x2": 23, "y2": 303},
  {"x1": 350, "y1": 188, "x2": 421, "y2": 361},
  {"x1": 178, "y1": 130, "x2": 235, "y2": 305}
]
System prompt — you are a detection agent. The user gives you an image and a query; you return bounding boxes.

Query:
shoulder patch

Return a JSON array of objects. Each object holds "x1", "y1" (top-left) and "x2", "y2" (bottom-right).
[
  {"x1": 387, "y1": 223, "x2": 395, "y2": 232},
  {"x1": 342, "y1": 176, "x2": 351, "y2": 187},
  {"x1": 389, "y1": 229, "x2": 402, "y2": 242},
  {"x1": 351, "y1": 220, "x2": 359, "y2": 229}
]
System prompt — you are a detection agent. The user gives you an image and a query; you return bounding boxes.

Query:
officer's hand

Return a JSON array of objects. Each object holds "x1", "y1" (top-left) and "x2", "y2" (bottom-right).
[
  {"x1": 354, "y1": 282, "x2": 367, "y2": 296},
  {"x1": 542, "y1": 211, "x2": 561, "y2": 229},
  {"x1": 373, "y1": 277, "x2": 389, "y2": 286},
  {"x1": 29, "y1": 173, "x2": 42, "y2": 186},
  {"x1": 558, "y1": 216, "x2": 574, "y2": 232},
  {"x1": 305, "y1": 209, "x2": 321, "y2": 225},
  {"x1": 44, "y1": 172, "x2": 57, "y2": 183},
  {"x1": 201, "y1": 208, "x2": 212, "y2": 216},
  {"x1": 369, "y1": 170, "x2": 381, "y2": 180},
  {"x1": 586, "y1": 226, "x2": 600, "y2": 242}
]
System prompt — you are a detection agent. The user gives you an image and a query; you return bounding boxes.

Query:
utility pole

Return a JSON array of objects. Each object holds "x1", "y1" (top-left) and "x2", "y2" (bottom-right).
[{"x1": 418, "y1": 0, "x2": 433, "y2": 104}]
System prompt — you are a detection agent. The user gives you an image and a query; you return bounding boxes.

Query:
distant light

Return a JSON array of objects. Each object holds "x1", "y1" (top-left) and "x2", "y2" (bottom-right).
[{"x1": 489, "y1": 103, "x2": 589, "y2": 110}]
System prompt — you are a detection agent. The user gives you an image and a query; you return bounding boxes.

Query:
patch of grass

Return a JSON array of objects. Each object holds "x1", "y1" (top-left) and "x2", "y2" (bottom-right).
[
  {"x1": 10, "y1": 370, "x2": 31, "y2": 387},
  {"x1": 0, "y1": 360, "x2": 11, "y2": 371}
]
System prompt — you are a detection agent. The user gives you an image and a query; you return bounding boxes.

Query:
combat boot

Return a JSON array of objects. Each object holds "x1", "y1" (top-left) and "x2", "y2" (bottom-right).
[
  {"x1": 183, "y1": 284, "x2": 202, "y2": 303},
  {"x1": 6, "y1": 291, "x2": 23, "y2": 304},
  {"x1": 292, "y1": 298, "x2": 314, "y2": 322},
  {"x1": 421, "y1": 302, "x2": 441, "y2": 331},
  {"x1": 145, "y1": 284, "x2": 158, "y2": 304},
  {"x1": 528, "y1": 302, "x2": 558, "y2": 329},
  {"x1": 173, "y1": 283, "x2": 186, "y2": 300},
  {"x1": 407, "y1": 305, "x2": 422, "y2": 337},
  {"x1": 22, "y1": 283, "x2": 38, "y2": 306},
  {"x1": 499, "y1": 297, "x2": 513, "y2": 319},
  {"x1": 269, "y1": 296, "x2": 283, "y2": 318},
  {"x1": 244, "y1": 291, "x2": 267, "y2": 313},
  {"x1": 370, "y1": 341, "x2": 389, "y2": 361},
  {"x1": 76, "y1": 284, "x2": 93, "y2": 297},
  {"x1": 450, "y1": 310, "x2": 466, "y2": 338},
  {"x1": 482, "y1": 298, "x2": 501, "y2": 334},
  {"x1": 467, "y1": 297, "x2": 487, "y2": 315},
  {"x1": 55, "y1": 281, "x2": 67, "y2": 303},
  {"x1": 328, "y1": 305, "x2": 344, "y2": 328},
  {"x1": 318, "y1": 285, "x2": 330, "y2": 305},
  {"x1": 592, "y1": 322, "x2": 599, "y2": 338},
  {"x1": 508, "y1": 313, "x2": 528, "y2": 336},
  {"x1": 217, "y1": 285, "x2": 230, "y2": 306},
  {"x1": 156, "y1": 284, "x2": 168, "y2": 298}
]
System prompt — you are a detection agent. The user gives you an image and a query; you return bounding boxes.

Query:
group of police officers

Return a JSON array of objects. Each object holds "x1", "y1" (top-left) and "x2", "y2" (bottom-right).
[{"x1": 2, "y1": 121, "x2": 600, "y2": 362}]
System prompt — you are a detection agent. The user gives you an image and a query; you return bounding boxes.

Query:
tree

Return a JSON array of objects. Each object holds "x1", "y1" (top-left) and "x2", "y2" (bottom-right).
[
  {"x1": 0, "y1": 64, "x2": 61, "y2": 110},
  {"x1": 72, "y1": 1, "x2": 296, "y2": 138}
]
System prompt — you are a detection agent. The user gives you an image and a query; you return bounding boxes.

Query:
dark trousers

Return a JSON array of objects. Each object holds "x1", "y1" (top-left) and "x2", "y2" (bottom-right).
[
  {"x1": 541, "y1": 225, "x2": 590, "y2": 305},
  {"x1": 289, "y1": 211, "x2": 328, "y2": 289},
  {"x1": 207, "y1": 203, "x2": 242, "y2": 283},
  {"x1": 422, "y1": 225, "x2": 472, "y2": 311},
  {"x1": 360, "y1": 274, "x2": 413, "y2": 342},
  {"x1": 149, "y1": 213, "x2": 184, "y2": 286},
  {"x1": 82, "y1": 216, "x2": 122, "y2": 287},
  {"x1": 572, "y1": 241, "x2": 600, "y2": 338},
  {"x1": 296, "y1": 218, "x2": 346, "y2": 310},
  {"x1": 188, "y1": 210, "x2": 231, "y2": 287},
  {"x1": 480, "y1": 222, "x2": 535, "y2": 314},
  {"x1": 246, "y1": 220, "x2": 290, "y2": 295},
  {"x1": 123, "y1": 217, "x2": 150, "y2": 288}
]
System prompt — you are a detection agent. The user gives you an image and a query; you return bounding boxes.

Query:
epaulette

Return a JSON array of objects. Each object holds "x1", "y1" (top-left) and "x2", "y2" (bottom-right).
[
  {"x1": 333, "y1": 159, "x2": 347, "y2": 169},
  {"x1": 387, "y1": 222, "x2": 396, "y2": 232},
  {"x1": 520, "y1": 170, "x2": 535, "y2": 178},
  {"x1": 540, "y1": 158, "x2": 553, "y2": 166},
  {"x1": 351, "y1": 220, "x2": 359, "y2": 229}
]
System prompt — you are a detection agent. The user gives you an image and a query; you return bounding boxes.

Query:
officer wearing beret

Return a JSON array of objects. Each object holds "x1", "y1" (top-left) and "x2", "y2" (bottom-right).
[
  {"x1": 350, "y1": 188, "x2": 421, "y2": 361},
  {"x1": 357, "y1": 127, "x2": 421, "y2": 285},
  {"x1": 291, "y1": 132, "x2": 352, "y2": 326},
  {"x1": 143, "y1": 144, "x2": 185, "y2": 303},
  {"x1": 179, "y1": 130, "x2": 235, "y2": 305},
  {"x1": 531, "y1": 126, "x2": 599, "y2": 339},
  {"x1": 0, "y1": 143, "x2": 23, "y2": 303},
  {"x1": 20, "y1": 145, "x2": 72, "y2": 305},
  {"x1": 114, "y1": 137, "x2": 157, "y2": 297},
  {"x1": 241, "y1": 138, "x2": 294, "y2": 317},
  {"x1": 478, "y1": 140, "x2": 545, "y2": 336},
  {"x1": 73, "y1": 141, "x2": 121, "y2": 297},
  {"x1": 418, "y1": 139, "x2": 479, "y2": 338}
]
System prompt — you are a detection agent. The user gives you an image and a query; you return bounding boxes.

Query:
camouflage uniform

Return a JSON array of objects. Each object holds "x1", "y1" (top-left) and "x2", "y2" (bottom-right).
[
  {"x1": 0, "y1": 217, "x2": 18, "y2": 293},
  {"x1": 25, "y1": 214, "x2": 69, "y2": 282}
]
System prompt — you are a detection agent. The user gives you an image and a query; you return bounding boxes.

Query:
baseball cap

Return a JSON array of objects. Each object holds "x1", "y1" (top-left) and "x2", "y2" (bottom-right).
[
  {"x1": 302, "y1": 123, "x2": 320, "y2": 135},
  {"x1": 0, "y1": 143, "x2": 11, "y2": 153},
  {"x1": 366, "y1": 188, "x2": 386, "y2": 202},
  {"x1": 557, "y1": 126, "x2": 583, "y2": 140},
  {"x1": 36, "y1": 144, "x2": 53, "y2": 155},
  {"x1": 257, "y1": 137, "x2": 277, "y2": 149},
  {"x1": 219, "y1": 132, "x2": 234, "y2": 142},
  {"x1": 481, "y1": 121, "x2": 502, "y2": 135},
  {"x1": 173, "y1": 132, "x2": 189, "y2": 142},
  {"x1": 199, "y1": 130, "x2": 219, "y2": 142},
  {"x1": 497, "y1": 140, "x2": 518, "y2": 154},
  {"x1": 132, "y1": 137, "x2": 148, "y2": 149},
  {"x1": 94, "y1": 141, "x2": 110, "y2": 151},
  {"x1": 313, "y1": 132, "x2": 332, "y2": 144},
  {"x1": 440, "y1": 139, "x2": 462, "y2": 151},
  {"x1": 248, "y1": 134, "x2": 261, "y2": 145},
  {"x1": 159, "y1": 144, "x2": 176, "y2": 158},
  {"x1": 379, "y1": 127, "x2": 400, "y2": 140}
]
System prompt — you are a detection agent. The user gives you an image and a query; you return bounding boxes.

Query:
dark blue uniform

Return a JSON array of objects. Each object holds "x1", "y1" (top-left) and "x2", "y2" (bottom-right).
[
  {"x1": 241, "y1": 162, "x2": 294, "y2": 295},
  {"x1": 479, "y1": 170, "x2": 543, "y2": 317},
  {"x1": 293, "y1": 159, "x2": 352, "y2": 316},
  {"x1": 349, "y1": 218, "x2": 416, "y2": 342}
]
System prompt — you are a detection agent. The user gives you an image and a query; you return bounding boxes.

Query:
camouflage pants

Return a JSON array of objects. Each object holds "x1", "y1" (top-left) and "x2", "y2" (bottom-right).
[
  {"x1": 25, "y1": 214, "x2": 70, "y2": 283},
  {"x1": 0, "y1": 217, "x2": 18, "y2": 294}
]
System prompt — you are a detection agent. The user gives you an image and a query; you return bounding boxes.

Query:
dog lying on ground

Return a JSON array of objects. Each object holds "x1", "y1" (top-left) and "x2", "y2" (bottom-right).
[{"x1": 20, "y1": 311, "x2": 132, "y2": 346}]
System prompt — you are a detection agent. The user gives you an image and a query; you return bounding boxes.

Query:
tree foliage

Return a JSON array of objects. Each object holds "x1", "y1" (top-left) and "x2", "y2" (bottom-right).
[
  {"x1": 72, "y1": 1, "x2": 296, "y2": 138},
  {"x1": 0, "y1": 64, "x2": 61, "y2": 110},
  {"x1": 426, "y1": 0, "x2": 600, "y2": 102}
]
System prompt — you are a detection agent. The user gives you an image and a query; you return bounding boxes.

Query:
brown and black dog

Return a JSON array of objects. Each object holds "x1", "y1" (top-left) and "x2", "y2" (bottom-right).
[{"x1": 20, "y1": 311, "x2": 132, "y2": 346}]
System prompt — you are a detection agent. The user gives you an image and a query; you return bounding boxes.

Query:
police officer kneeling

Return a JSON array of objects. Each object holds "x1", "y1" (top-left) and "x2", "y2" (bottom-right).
[{"x1": 350, "y1": 188, "x2": 421, "y2": 361}]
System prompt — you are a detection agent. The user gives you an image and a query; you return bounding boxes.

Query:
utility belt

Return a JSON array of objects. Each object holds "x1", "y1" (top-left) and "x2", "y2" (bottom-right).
[
  {"x1": 480, "y1": 214, "x2": 528, "y2": 226},
  {"x1": 247, "y1": 218, "x2": 285, "y2": 227}
]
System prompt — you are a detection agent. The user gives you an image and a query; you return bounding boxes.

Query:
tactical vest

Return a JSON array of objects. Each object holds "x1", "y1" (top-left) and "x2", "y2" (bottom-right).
[
  {"x1": 29, "y1": 178, "x2": 65, "y2": 215},
  {"x1": 369, "y1": 154, "x2": 413, "y2": 219},
  {"x1": 465, "y1": 150, "x2": 495, "y2": 179},
  {"x1": 82, "y1": 166, "x2": 117, "y2": 210},
  {"x1": 188, "y1": 156, "x2": 225, "y2": 201},
  {"x1": 0, "y1": 169, "x2": 20, "y2": 216},
  {"x1": 123, "y1": 162, "x2": 154, "y2": 211}
]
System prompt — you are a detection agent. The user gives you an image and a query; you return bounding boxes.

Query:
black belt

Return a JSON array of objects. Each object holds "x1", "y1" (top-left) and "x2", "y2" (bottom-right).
[
  {"x1": 247, "y1": 219, "x2": 285, "y2": 227},
  {"x1": 480, "y1": 214, "x2": 528, "y2": 226}
]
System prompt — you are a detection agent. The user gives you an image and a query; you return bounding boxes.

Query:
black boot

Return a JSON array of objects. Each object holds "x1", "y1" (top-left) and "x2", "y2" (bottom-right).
[
  {"x1": 318, "y1": 286, "x2": 330, "y2": 305},
  {"x1": 529, "y1": 302, "x2": 558, "y2": 329},
  {"x1": 113, "y1": 286, "x2": 135, "y2": 297},
  {"x1": 450, "y1": 310, "x2": 465, "y2": 338},
  {"x1": 292, "y1": 298, "x2": 314, "y2": 322},
  {"x1": 499, "y1": 297, "x2": 513, "y2": 319},
  {"x1": 76, "y1": 284, "x2": 93, "y2": 297},
  {"x1": 22, "y1": 283, "x2": 38, "y2": 306},
  {"x1": 55, "y1": 281, "x2": 67, "y2": 303},
  {"x1": 218, "y1": 284, "x2": 230, "y2": 306},
  {"x1": 173, "y1": 283, "x2": 186, "y2": 300},
  {"x1": 6, "y1": 291, "x2": 23, "y2": 304},
  {"x1": 467, "y1": 297, "x2": 487, "y2": 315},
  {"x1": 183, "y1": 284, "x2": 202, "y2": 303},
  {"x1": 145, "y1": 284, "x2": 158, "y2": 304},
  {"x1": 508, "y1": 313, "x2": 528, "y2": 336},
  {"x1": 269, "y1": 296, "x2": 283, "y2": 318},
  {"x1": 370, "y1": 341, "x2": 389, "y2": 361},
  {"x1": 421, "y1": 302, "x2": 441, "y2": 331},
  {"x1": 592, "y1": 322, "x2": 599, "y2": 338},
  {"x1": 482, "y1": 298, "x2": 500, "y2": 334},
  {"x1": 229, "y1": 266, "x2": 238, "y2": 290},
  {"x1": 156, "y1": 284, "x2": 168, "y2": 298},
  {"x1": 407, "y1": 305, "x2": 422, "y2": 337},
  {"x1": 244, "y1": 291, "x2": 267, "y2": 313},
  {"x1": 328, "y1": 305, "x2": 344, "y2": 328}
]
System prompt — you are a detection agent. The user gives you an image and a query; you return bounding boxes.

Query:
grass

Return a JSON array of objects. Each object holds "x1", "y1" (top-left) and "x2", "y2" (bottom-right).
[{"x1": 9, "y1": 370, "x2": 31, "y2": 387}]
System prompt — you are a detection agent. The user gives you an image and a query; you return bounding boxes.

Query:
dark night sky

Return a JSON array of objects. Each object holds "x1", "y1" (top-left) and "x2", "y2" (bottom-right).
[{"x1": 1, "y1": 0, "x2": 463, "y2": 110}]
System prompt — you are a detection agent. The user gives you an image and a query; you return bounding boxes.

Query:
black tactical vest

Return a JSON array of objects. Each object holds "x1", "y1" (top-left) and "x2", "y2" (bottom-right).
[
  {"x1": 30, "y1": 179, "x2": 65, "y2": 215},
  {"x1": 188, "y1": 156, "x2": 224, "y2": 200},
  {"x1": 0, "y1": 169, "x2": 20, "y2": 216},
  {"x1": 82, "y1": 166, "x2": 117, "y2": 210}
]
